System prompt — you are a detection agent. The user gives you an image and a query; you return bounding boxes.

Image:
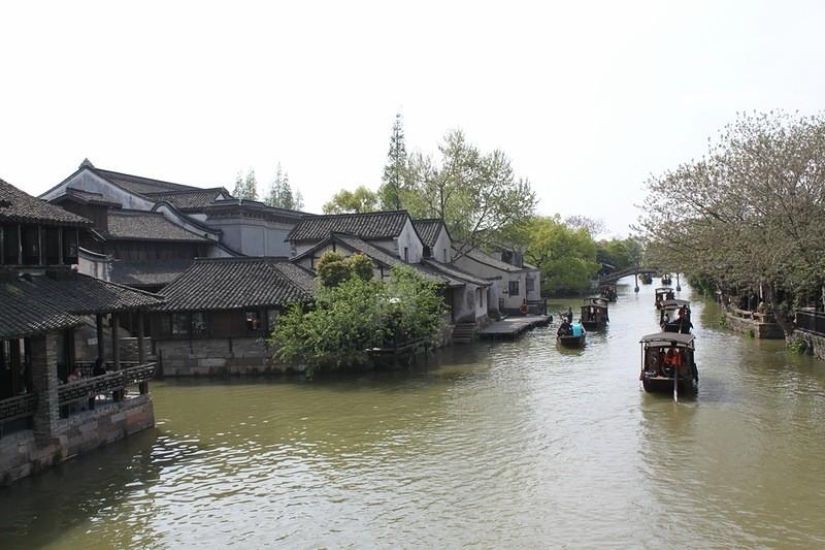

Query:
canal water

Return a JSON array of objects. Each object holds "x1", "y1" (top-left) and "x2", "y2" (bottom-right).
[{"x1": 2, "y1": 278, "x2": 825, "y2": 549}]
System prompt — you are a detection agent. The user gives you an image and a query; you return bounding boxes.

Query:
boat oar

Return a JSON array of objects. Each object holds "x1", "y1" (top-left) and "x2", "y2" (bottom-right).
[{"x1": 673, "y1": 364, "x2": 679, "y2": 403}]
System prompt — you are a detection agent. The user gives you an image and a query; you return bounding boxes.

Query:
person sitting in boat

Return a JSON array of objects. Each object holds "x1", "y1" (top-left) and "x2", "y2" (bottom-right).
[
  {"x1": 557, "y1": 318, "x2": 572, "y2": 337},
  {"x1": 663, "y1": 343, "x2": 682, "y2": 368}
]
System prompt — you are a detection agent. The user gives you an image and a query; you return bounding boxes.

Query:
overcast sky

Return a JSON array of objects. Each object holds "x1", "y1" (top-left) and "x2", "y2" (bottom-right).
[{"x1": 2, "y1": 1, "x2": 824, "y2": 237}]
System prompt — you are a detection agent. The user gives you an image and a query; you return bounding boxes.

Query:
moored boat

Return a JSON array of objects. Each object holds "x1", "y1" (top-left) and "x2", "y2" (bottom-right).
[
  {"x1": 660, "y1": 273, "x2": 672, "y2": 285},
  {"x1": 639, "y1": 272, "x2": 653, "y2": 285},
  {"x1": 638, "y1": 332, "x2": 698, "y2": 399}
]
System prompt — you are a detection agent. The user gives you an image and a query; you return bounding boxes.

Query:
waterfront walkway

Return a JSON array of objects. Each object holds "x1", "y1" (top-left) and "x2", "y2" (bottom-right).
[{"x1": 478, "y1": 315, "x2": 552, "y2": 340}]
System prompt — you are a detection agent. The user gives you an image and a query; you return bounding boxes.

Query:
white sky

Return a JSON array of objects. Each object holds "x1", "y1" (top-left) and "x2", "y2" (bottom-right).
[{"x1": 2, "y1": 0, "x2": 824, "y2": 237}]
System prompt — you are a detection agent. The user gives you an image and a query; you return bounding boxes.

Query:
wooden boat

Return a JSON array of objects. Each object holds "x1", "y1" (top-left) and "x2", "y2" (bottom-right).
[
  {"x1": 639, "y1": 272, "x2": 653, "y2": 284},
  {"x1": 580, "y1": 298, "x2": 609, "y2": 330},
  {"x1": 638, "y1": 332, "x2": 698, "y2": 400},
  {"x1": 557, "y1": 321, "x2": 587, "y2": 348},
  {"x1": 660, "y1": 274, "x2": 672, "y2": 285},
  {"x1": 660, "y1": 299, "x2": 692, "y2": 333},
  {"x1": 599, "y1": 284, "x2": 618, "y2": 302},
  {"x1": 654, "y1": 287, "x2": 675, "y2": 309}
]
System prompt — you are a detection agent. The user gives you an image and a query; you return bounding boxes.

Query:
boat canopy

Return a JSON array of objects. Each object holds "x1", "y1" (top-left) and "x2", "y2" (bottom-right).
[
  {"x1": 661, "y1": 298, "x2": 690, "y2": 309},
  {"x1": 655, "y1": 287, "x2": 674, "y2": 293},
  {"x1": 639, "y1": 332, "x2": 695, "y2": 346}
]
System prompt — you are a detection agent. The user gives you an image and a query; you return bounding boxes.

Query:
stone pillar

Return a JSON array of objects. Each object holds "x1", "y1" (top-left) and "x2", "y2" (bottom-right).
[
  {"x1": 137, "y1": 311, "x2": 146, "y2": 364},
  {"x1": 137, "y1": 310, "x2": 148, "y2": 394},
  {"x1": 96, "y1": 313, "x2": 105, "y2": 365},
  {"x1": 111, "y1": 314, "x2": 120, "y2": 370},
  {"x1": 31, "y1": 332, "x2": 60, "y2": 446}
]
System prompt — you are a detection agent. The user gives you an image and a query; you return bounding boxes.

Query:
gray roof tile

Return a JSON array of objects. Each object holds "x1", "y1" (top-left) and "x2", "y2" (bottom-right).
[
  {"x1": 0, "y1": 268, "x2": 163, "y2": 339},
  {"x1": 157, "y1": 257, "x2": 316, "y2": 311},
  {"x1": 145, "y1": 188, "x2": 229, "y2": 211},
  {"x1": 0, "y1": 178, "x2": 92, "y2": 227},
  {"x1": 109, "y1": 259, "x2": 193, "y2": 288},
  {"x1": 105, "y1": 211, "x2": 210, "y2": 242},
  {"x1": 412, "y1": 219, "x2": 445, "y2": 247},
  {"x1": 287, "y1": 211, "x2": 409, "y2": 242}
]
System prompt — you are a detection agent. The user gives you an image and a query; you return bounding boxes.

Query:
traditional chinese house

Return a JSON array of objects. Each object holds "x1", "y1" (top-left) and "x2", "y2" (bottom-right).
[
  {"x1": 0, "y1": 178, "x2": 162, "y2": 485},
  {"x1": 150, "y1": 257, "x2": 316, "y2": 375}
]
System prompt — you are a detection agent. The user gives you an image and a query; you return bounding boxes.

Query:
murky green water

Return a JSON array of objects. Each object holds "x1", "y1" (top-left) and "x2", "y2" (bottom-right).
[{"x1": 2, "y1": 279, "x2": 825, "y2": 549}]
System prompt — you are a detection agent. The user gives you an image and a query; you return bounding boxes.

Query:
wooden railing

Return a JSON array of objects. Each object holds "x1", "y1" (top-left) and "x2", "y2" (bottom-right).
[
  {"x1": 727, "y1": 305, "x2": 776, "y2": 323},
  {"x1": 58, "y1": 362, "x2": 156, "y2": 405},
  {"x1": 0, "y1": 393, "x2": 37, "y2": 424},
  {"x1": 796, "y1": 310, "x2": 825, "y2": 337},
  {"x1": 0, "y1": 362, "x2": 157, "y2": 425}
]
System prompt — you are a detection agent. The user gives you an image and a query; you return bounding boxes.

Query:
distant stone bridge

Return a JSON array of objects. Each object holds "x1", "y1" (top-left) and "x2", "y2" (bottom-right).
[{"x1": 597, "y1": 266, "x2": 659, "y2": 285}]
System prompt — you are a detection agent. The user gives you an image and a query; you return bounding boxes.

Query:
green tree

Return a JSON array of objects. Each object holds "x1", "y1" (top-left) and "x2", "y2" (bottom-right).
[
  {"x1": 597, "y1": 236, "x2": 644, "y2": 271},
  {"x1": 270, "y1": 265, "x2": 445, "y2": 374},
  {"x1": 524, "y1": 215, "x2": 600, "y2": 295},
  {"x1": 638, "y1": 111, "x2": 825, "y2": 333},
  {"x1": 316, "y1": 251, "x2": 375, "y2": 287},
  {"x1": 265, "y1": 164, "x2": 304, "y2": 210},
  {"x1": 404, "y1": 129, "x2": 536, "y2": 257},
  {"x1": 378, "y1": 113, "x2": 409, "y2": 210},
  {"x1": 232, "y1": 169, "x2": 258, "y2": 200},
  {"x1": 322, "y1": 186, "x2": 379, "y2": 214}
]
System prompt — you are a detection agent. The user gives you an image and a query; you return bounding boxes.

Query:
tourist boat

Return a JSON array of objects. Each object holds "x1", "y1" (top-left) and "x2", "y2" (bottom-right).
[
  {"x1": 660, "y1": 299, "x2": 692, "y2": 333},
  {"x1": 580, "y1": 298, "x2": 609, "y2": 330},
  {"x1": 654, "y1": 287, "x2": 675, "y2": 309},
  {"x1": 557, "y1": 321, "x2": 587, "y2": 347},
  {"x1": 639, "y1": 272, "x2": 653, "y2": 285},
  {"x1": 638, "y1": 332, "x2": 698, "y2": 399},
  {"x1": 599, "y1": 284, "x2": 618, "y2": 302},
  {"x1": 660, "y1": 273, "x2": 672, "y2": 285}
]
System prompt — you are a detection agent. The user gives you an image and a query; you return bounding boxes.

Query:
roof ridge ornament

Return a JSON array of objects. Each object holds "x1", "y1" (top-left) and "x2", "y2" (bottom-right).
[{"x1": 80, "y1": 158, "x2": 95, "y2": 169}]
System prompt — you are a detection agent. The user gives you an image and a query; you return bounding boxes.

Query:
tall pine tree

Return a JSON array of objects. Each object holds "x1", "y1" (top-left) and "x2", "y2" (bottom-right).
[{"x1": 379, "y1": 113, "x2": 408, "y2": 210}]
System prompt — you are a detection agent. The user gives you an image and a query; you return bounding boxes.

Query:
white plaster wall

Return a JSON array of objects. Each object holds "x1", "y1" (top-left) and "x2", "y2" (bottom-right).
[
  {"x1": 77, "y1": 254, "x2": 112, "y2": 282},
  {"x1": 431, "y1": 228, "x2": 453, "y2": 263},
  {"x1": 526, "y1": 270, "x2": 541, "y2": 301},
  {"x1": 41, "y1": 170, "x2": 156, "y2": 211},
  {"x1": 208, "y1": 218, "x2": 292, "y2": 257},
  {"x1": 395, "y1": 219, "x2": 423, "y2": 263}
]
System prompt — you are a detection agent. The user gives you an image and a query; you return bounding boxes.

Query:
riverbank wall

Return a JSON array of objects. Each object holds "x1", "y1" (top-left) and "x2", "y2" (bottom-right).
[
  {"x1": 793, "y1": 331, "x2": 825, "y2": 362},
  {"x1": 724, "y1": 309, "x2": 784, "y2": 339},
  {"x1": 0, "y1": 396, "x2": 154, "y2": 486}
]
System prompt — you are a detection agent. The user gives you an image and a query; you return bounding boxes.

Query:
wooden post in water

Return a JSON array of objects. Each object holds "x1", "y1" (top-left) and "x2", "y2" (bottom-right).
[
  {"x1": 676, "y1": 273, "x2": 682, "y2": 292},
  {"x1": 634, "y1": 273, "x2": 640, "y2": 293}
]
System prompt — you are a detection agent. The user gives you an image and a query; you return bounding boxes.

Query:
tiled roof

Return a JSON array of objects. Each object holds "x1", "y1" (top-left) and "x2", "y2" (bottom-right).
[
  {"x1": 157, "y1": 257, "x2": 316, "y2": 312},
  {"x1": 0, "y1": 178, "x2": 92, "y2": 227},
  {"x1": 104, "y1": 211, "x2": 210, "y2": 242},
  {"x1": 145, "y1": 188, "x2": 229, "y2": 211},
  {"x1": 287, "y1": 211, "x2": 409, "y2": 242},
  {"x1": 294, "y1": 232, "x2": 447, "y2": 286},
  {"x1": 460, "y1": 247, "x2": 530, "y2": 273},
  {"x1": 413, "y1": 219, "x2": 445, "y2": 247},
  {"x1": 94, "y1": 168, "x2": 201, "y2": 195},
  {"x1": 421, "y1": 259, "x2": 491, "y2": 287},
  {"x1": 0, "y1": 268, "x2": 163, "y2": 339},
  {"x1": 110, "y1": 259, "x2": 193, "y2": 288},
  {"x1": 63, "y1": 187, "x2": 121, "y2": 207}
]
